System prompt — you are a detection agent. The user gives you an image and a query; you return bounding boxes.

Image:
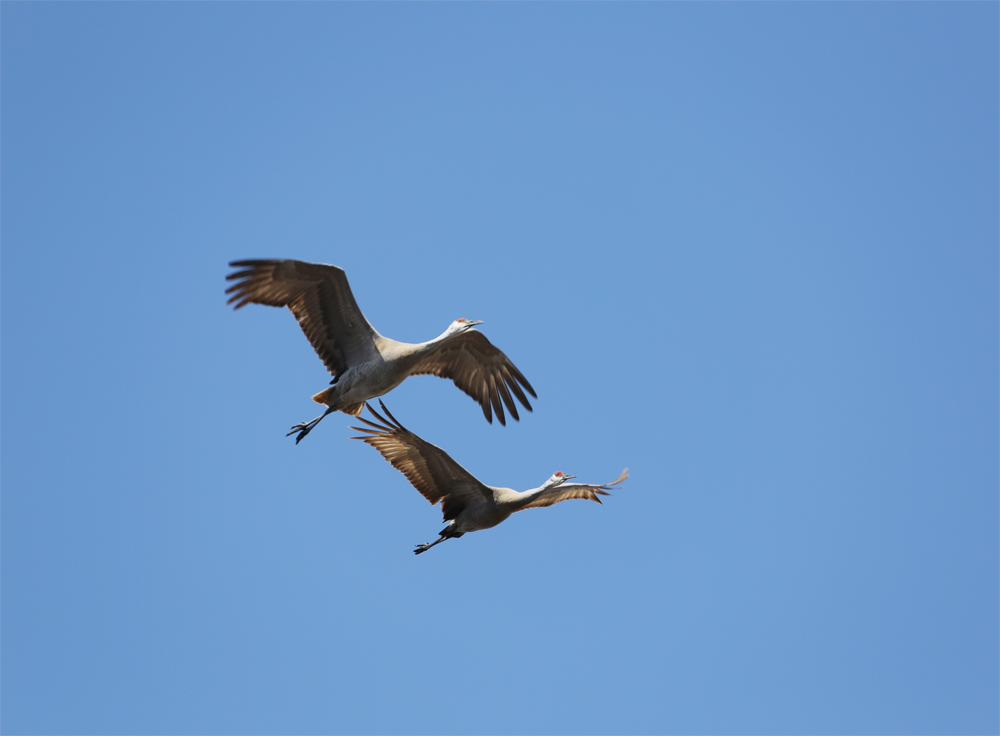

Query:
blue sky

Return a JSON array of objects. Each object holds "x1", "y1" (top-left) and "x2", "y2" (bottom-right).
[{"x1": 2, "y1": 3, "x2": 997, "y2": 734}]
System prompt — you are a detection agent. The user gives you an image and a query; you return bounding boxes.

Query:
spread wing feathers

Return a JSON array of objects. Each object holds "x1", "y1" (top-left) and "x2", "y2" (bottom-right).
[
  {"x1": 351, "y1": 401, "x2": 493, "y2": 520},
  {"x1": 408, "y1": 330, "x2": 536, "y2": 426},
  {"x1": 517, "y1": 469, "x2": 630, "y2": 511},
  {"x1": 226, "y1": 259, "x2": 380, "y2": 378}
]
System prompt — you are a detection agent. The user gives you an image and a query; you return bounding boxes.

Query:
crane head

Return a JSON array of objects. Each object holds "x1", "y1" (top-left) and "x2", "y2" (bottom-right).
[
  {"x1": 448, "y1": 317, "x2": 483, "y2": 334},
  {"x1": 545, "y1": 471, "x2": 576, "y2": 487}
]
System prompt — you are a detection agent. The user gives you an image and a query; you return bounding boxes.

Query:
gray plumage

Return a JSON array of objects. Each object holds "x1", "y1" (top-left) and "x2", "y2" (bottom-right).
[
  {"x1": 226, "y1": 259, "x2": 536, "y2": 442},
  {"x1": 352, "y1": 401, "x2": 629, "y2": 555}
]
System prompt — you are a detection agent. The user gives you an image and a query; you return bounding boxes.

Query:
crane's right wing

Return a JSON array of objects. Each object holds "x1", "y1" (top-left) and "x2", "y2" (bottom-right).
[
  {"x1": 226, "y1": 259, "x2": 380, "y2": 378},
  {"x1": 351, "y1": 401, "x2": 492, "y2": 519},
  {"x1": 516, "y1": 469, "x2": 629, "y2": 511},
  {"x1": 408, "y1": 330, "x2": 536, "y2": 426}
]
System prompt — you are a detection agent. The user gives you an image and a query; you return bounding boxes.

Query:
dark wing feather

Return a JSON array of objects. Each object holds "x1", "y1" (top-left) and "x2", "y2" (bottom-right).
[
  {"x1": 351, "y1": 401, "x2": 492, "y2": 521},
  {"x1": 517, "y1": 469, "x2": 629, "y2": 511},
  {"x1": 226, "y1": 259, "x2": 379, "y2": 377},
  {"x1": 408, "y1": 330, "x2": 536, "y2": 425}
]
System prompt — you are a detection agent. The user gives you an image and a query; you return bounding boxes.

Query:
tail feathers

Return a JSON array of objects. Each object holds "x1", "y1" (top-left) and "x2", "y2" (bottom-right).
[
  {"x1": 313, "y1": 386, "x2": 365, "y2": 417},
  {"x1": 310, "y1": 388, "x2": 364, "y2": 416},
  {"x1": 311, "y1": 387, "x2": 334, "y2": 405}
]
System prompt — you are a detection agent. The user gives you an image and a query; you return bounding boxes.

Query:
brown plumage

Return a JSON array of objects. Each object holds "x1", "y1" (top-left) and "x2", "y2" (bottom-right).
[
  {"x1": 352, "y1": 401, "x2": 628, "y2": 555},
  {"x1": 226, "y1": 259, "x2": 536, "y2": 442}
]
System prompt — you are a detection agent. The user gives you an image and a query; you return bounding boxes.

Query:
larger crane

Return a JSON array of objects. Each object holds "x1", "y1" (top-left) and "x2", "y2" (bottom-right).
[
  {"x1": 352, "y1": 401, "x2": 628, "y2": 554},
  {"x1": 226, "y1": 259, "x2": 536, "y2": 442}
]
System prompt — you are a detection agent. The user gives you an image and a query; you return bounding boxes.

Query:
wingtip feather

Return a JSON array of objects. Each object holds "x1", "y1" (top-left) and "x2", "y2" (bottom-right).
[{"x1": 376, "y1": 399, "x2": 406, "y2": 431}]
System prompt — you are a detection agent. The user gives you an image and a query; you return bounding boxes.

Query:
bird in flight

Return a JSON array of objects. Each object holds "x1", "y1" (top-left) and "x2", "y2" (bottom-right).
[
  {"x1": 226, "y1": 259, "x2": 536, "y2": 443},
  {"x1": 352, "y1": 401, "x2": 628, "y2": 555}
]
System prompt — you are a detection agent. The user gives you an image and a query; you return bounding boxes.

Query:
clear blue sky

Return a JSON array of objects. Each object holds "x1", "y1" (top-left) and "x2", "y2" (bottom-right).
[{"x1": 2, "y1": 4, "x2": 997, "y2": 734}]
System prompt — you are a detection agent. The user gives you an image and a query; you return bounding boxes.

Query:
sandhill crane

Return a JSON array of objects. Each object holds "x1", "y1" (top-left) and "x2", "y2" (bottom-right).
[
  {"x1": 226, "y1": 259, "x2": 536, "y2": 443},
  {"x1": 352, "y1": 401, "x2": 628, "y2": 554}
]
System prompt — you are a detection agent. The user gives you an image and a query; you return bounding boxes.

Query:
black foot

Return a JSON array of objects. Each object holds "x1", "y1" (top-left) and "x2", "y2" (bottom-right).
[
  {"x1": 414, "y1": 544, "x2": 430, "y2": 555},
  {"x1": 286, "y1": 422, "x2": 315, "y2": 444}
]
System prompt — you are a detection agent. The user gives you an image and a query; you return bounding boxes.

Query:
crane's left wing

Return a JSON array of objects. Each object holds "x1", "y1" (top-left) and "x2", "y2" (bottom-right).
[
  {"x1": 351, "y1": 401, "x2": 493, "y2": 520},
  {"x1": 225, "y1": 259, "x2": 381, "y2": 378},
  {"x1": 408, "y1": 330, "x2": 536, "y2": 426},
  {"x1": 515, "y1": 469, "x2": 629, "y2": 511}
]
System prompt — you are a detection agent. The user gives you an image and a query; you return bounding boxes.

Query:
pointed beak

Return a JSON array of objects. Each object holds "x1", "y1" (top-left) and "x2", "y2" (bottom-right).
[
  {"x1": 468, "y1": 320, "x2": 484, "y2": 327},
  {"x1": 563, "y1": 475, "x2": 577, "y2": 481}
]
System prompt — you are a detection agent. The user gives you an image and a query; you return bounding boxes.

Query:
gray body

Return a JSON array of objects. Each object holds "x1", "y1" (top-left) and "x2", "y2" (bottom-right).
[{"x1": 323, "y1": 334, "x2": 456, "y2": 411}]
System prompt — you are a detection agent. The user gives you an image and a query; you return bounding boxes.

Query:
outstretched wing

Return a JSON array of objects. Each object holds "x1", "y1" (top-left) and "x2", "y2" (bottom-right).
[
  {"x1": 516, "y1": 469, "x2": 629, "y2": 511},
  {"x1": 226, "y1": 259, "x2": 380, "y2": 378},
  {"x1": 408, "y1": 330, "x2": 536, "y2": 426},
  {"x1": 351, "y1": 401, "x2": 493, "y2": 521}
]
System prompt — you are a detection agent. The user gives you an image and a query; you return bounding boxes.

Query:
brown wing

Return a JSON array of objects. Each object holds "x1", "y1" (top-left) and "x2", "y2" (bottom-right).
[
  {"x1": 226, "y1": 259, "x2": 380, "y2": 378},
  {"x1": 351, "y1": 401, "x2": 493, "y2": 521},
  {"x1": 408, "y1": 330, "x2": 536, "y2": 425},
  {"x1": 516, "y1": 469, "x2": 629, "y2": 511}
]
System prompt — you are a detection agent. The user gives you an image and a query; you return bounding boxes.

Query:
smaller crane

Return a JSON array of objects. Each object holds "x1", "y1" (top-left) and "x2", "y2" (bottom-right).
[{"x1": 352, "y1": 401, "x2": 628, "y2": 555}]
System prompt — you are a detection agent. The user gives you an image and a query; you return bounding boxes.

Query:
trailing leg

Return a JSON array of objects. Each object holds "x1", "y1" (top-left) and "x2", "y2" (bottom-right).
[
  {"x1": 414, "y1": 536, "x2": 449, "y2": 555},
  {"x1": 287, "y1": 406, "x2": 335, "y2": 444},
  {"x1": 414, "y1": 528, "x2": 463, "y2": 555}
]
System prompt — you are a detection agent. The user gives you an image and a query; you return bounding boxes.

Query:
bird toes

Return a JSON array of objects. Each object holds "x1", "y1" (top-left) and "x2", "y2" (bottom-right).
[{"x1": 286, "y1": 423, "x2": 311, "y2": 443}]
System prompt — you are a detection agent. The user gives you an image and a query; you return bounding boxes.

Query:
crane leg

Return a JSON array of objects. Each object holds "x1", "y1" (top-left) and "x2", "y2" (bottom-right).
[
  {"x1": 414, "y1": 536, "x2": 450, "y2": 555},
  {"x1": 287, "y1": 406, "x2": 335, "y2": 444}
]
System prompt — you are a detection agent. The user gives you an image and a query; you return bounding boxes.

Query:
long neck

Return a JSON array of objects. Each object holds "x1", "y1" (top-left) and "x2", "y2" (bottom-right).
[
  {"x1": 506, "y1": 482, "x2": 558, "y2": 511},
  {"x1": 405, "y1": 327, "x2": 461, "y2": 359},
  {"x1": 381, "y1": 327, "x2": 460, "y2": 366}
]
